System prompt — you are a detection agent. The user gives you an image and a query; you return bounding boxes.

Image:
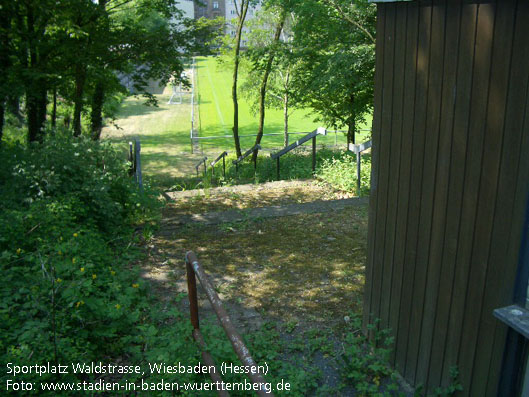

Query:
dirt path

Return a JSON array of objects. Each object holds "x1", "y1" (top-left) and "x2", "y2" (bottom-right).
[{"x1": 141, "y1": 181, "x2": 412, "y2": 395}]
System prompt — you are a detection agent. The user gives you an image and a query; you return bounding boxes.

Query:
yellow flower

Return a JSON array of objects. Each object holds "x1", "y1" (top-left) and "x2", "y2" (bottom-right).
[
  {"x1": 80, "y1": 267, "x2": 85, "y2": 273},
  {"x1": 92, "y1": 274, "x2": 97, "y2": 279},
  {"x1": 75, "y1": 301, "x2": 84, "y2": 308},
  {"x1": 56, "y1": 278, "x2": 62, "y2": 283},
  {"x1": 111, "y1": 271, "x2": 116, "y2": 276},
  {"x1": 115, "y1": 304, "x2": 121, "y2": 310},
  {"x1": 73, "y1": 233, "x2": 78, "y2": 237},
  {"x1": 72, "y1": 257, "x2": 76, "y2": 264},
  {"x1": 16, "y1": 248, "x2": 21, "y2": 255},
  {"x1": 132, "y1": 283, "x2": 139, "y2": 288}
]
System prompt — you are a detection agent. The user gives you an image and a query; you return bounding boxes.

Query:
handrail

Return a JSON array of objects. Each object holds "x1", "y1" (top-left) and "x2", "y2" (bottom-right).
[
  {"x1": 347, "y1": 139, "x2": 372, "y2": 194},
  {"x1": 185, "y1": 252, "x2": 274, "y2": 396},
  {"x1": 128, "y1": 140, "x2": 143, "y2": 190},
  {"x1": 194, "y1": 156, "x2": 208, "y2": 177},
  {"x1": 233, "y1": 144, "x2": 261, "y2": 164},
  {"x1": 210, "y1": 151, "x2": 228, "y2": 178},
  {"x1": 269, "y1": 127, "x2": 326, "y2": 180},
  {"x1": 233, "y1": 144, "x2": 261, "y2": 174}
]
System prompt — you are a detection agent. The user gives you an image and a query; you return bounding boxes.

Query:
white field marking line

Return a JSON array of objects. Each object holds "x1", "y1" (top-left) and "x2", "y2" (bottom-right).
[{"x1": 205, "y1": 64, "x2": 229, "y2": 134}]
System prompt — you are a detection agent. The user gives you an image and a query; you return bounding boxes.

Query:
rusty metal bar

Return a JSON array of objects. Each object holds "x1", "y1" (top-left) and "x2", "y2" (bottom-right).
[
  {"x1": 185, "y1": 251, "x2": 274, "y2": 396},
  {"x1": 193, "y1": 329, "x2": 230, "y2": 397}
]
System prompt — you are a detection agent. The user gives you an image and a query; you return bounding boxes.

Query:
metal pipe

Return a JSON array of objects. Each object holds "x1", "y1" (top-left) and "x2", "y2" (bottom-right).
[
  {"x1": 185, "y1": 252, "x2": 274, "y2": 396},
  {"x1": 192, "y1": 329, "x2": 230, "y2": 397}
]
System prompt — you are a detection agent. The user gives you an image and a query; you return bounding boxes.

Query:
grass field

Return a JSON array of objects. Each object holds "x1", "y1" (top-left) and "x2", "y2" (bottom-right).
[
  {"x1": 102, "y1": 57, "x2": 372, "y2": 188},
  {"x1": 195, "y1": 56, "x2": 371, "y2": 152}
]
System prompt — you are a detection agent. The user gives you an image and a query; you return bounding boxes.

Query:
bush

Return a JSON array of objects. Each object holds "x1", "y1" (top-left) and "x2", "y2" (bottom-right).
[
  {"x1": 0, "y1": 136, "x2": 203, "y2": 393},
  {"x1": 316, "y1": 152, "x2": 371, "y2": 195}
]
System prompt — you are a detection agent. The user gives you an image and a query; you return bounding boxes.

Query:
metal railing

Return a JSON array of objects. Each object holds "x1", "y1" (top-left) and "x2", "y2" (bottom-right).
[
  {"x1": 210, "y1": 151, "x2": 228, "y2": 178},
  {"x1": 185, "y1": 252, "x2": 273, "y2": 396},
  {"x1": 348, "y1": 139, "x2": 372, "y2": 194},
  {"x1": 233, "y1": 144, "x2": 261, "y2": 174},
  {"x1": 128, "y1": 139, "x2": 143, "y2": 190},
  {"x1": 194, "y1": 156, "x2": 208, "y2": 177},
  {"x1": 270, "y1": 127, "x2": 327, "y2": 180}
]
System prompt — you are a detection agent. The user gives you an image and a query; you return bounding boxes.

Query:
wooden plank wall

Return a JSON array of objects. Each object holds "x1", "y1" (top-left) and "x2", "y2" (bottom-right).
[{"x1": 364, "y1": 0, "x2": 529, "y2": 394}]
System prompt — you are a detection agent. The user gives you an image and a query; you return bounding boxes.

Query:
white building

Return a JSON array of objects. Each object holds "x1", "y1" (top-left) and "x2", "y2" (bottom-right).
[{"x1": 225, "y1": 0, "x2": 261, "y2": 47}]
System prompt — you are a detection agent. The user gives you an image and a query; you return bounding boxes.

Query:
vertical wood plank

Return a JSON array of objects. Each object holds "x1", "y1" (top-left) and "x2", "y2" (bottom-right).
[
  {"x1": 406, "y1": 3, "x2": 438, "y2": 383},
  {"x1": 389, "y1": 1, "x2": 418, "y2": 368},
  {"x1": 394, "y1": 2, "x2": 420, "y2": 373},
  {"x1": 456, "y1": 1, "x2": 501, "y2": 392},
  {"x1": 427, "y1": 1, "x2": 478, "y2": 388},
  {"x1": 410, "y1": 0, "x2": 447, "y2": 386},
  {"x1": 403, "y1": 0, "x2": 433, "y2": 382},
  {"x1": 370, "y1": 2, "x2": 396, "y2": 335},
  {"x1": 415, "y1": 0, "x2": 461, "y2": 389},
  {"x1": 469, "y1": 2, "x2": 517, "y2": 394},
  {"x1": 363, "y1": 3, "x2": 386, "y2": 331},
  {"x1": 485, "y1": 3, "x2": 529, "y2": 394},
  {"x1": 440, "y1": 4, "x2": 494, "y2": 392},
  {"x1": 380, "y1": 1, "x2": 407, "y2": 333},
  {"x1": 438, "y1": 3, "x2": 480, "y2": 387}
]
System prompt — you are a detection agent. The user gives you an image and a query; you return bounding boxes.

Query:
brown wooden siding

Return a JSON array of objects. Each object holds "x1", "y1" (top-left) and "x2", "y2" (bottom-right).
[{"x1": 364, "y1": 0, "x2": 529, "y2": 394}]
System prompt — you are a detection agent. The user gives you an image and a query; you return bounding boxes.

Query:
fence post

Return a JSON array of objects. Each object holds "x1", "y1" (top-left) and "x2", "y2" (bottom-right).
[
  {"x1": 356, "y1": 150, "x2": 361, "y2": 195},
  {"x1": 312, "y1": 136, "x2": 316, "y2": 172},
  {"x1": 128, "y1": 142, "x2": 134, "y2": 176},
  {"x1": 276, "y1": 157, "x2": 280, "y2": 181},
  {"x1": 203, "y1": 159, "x2": 207, "y2": 177},
  {"x1": 134, "y1": 139, "x2": 143, "y2": 191},
  {"x1": 223, "y1": 156, "x2": 226, "y2": 178},
  {"x1": 186, "y1": 259, "x2": 200, "y2": 330}
]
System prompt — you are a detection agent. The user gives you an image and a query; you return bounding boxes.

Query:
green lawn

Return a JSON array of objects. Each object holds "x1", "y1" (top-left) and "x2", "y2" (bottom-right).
[
  {"x1": 195, "y1": 56, "x2": 371, "y2": 151},
  {"x1": 102, "y1": 58, "x2": 372, "y2": 189}
]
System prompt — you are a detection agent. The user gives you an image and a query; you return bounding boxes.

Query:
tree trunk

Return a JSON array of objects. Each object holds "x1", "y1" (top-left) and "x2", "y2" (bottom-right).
[
  {"x1": 51, "y1": 89, "x2": 57, "y2": 129},
  {"x1": 283, "y1": 92, "x2": 289, "y2": 147},
  {"x1": 347, "y1": 92, "x2": 355, "y2": 145},
  {"x1": 91, "y1": 81, "x2": 105, "y2": 140},
  {"x1": 73, "y1": 65, "x2": 86, "y2": 137},
  {"x1": 0, "y1": 100, "x2": 5, "y2": 142},
  {"x1": 26, "y1": 6, "x2": 46, "y2": 142},
  {"x1": 251, "y1": 15, "x2": 286, "y2": 162},
  {"x1": 232, "y1": 1, "x2": 249, "y2": 158}
]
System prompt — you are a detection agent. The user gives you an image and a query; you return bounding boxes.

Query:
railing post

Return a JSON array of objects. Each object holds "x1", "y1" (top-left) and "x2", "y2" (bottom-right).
[
  {"x1": 357, "y1": 150, "x2": 361, "y2": 195},
  {"x1": 134, "y1": 139, "x2": 143, "y2": 191},
  {"x1": 186, "y1": 257, "x2": 200, "y2": 330},
  {"x1": 128, "y1": 141, "x2": 134, "y2": 176},
  {"x1": 312, "y1": 135, "x2": 316, "y2": 172}
]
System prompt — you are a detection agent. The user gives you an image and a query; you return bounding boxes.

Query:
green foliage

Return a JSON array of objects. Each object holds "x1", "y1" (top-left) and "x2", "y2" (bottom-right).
[
  {"x1": 340, "y1": 314, "x2": 397, "y2": 395},
  {"x1": 0, "y1": 136, "x2": 182, "y2": 392},
  {"x1": 317, "y1": 152, "x2": 371, "y2": 195}
]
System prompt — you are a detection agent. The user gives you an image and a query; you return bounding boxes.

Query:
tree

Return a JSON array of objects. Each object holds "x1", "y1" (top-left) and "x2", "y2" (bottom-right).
[
  {"x1": 290, "y1": 0, "x2": 375, "y2": 145},
  {"x1": 241, "y1": 9, "x2": 297, "y2": 147},
  {"x1": 229, "y1": 0, "x2": 252, "y2": 157},
  {"x1": 1, "y1": 0, "x2": 206, "y2": 143},
  {"x1": 245, "y1": 5, "x2": 286, "y2": 161}
]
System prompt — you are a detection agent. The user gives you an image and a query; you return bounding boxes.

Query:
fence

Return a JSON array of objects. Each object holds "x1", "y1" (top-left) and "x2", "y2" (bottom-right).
[
  {"x1": 270, "y1": 127, "x2": 327, "y2": 180},
  {"x1": 348, "y1": 140, "x2": 372, "y2": 194},
  {"x1": 128, "y1": 139, "x2": 142, "y2": 190},
  {"x1": 210, "y1": 151, "x2": 228, "y2": 178},
  {"x1": 194, "y1": 156, "x2": 208, "y2": 177},
  {"x1": 185, "y1": 251, "x2": 273, "y2": 396},
  {"x1": 190, "y1": 58, "x2": 199, "y2": 154},
  {"x1": 233, "y1": 144, "x2": 261, "y2": 174}
]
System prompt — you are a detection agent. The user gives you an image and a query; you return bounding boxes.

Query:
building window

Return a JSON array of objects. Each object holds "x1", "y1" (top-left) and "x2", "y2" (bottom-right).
[
  {"x1": 213, "y1": 1, "x2": 219, "y2": 9},
  {"x1": 230, "y1": 9, "x2": 235, "y2": 15}
]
